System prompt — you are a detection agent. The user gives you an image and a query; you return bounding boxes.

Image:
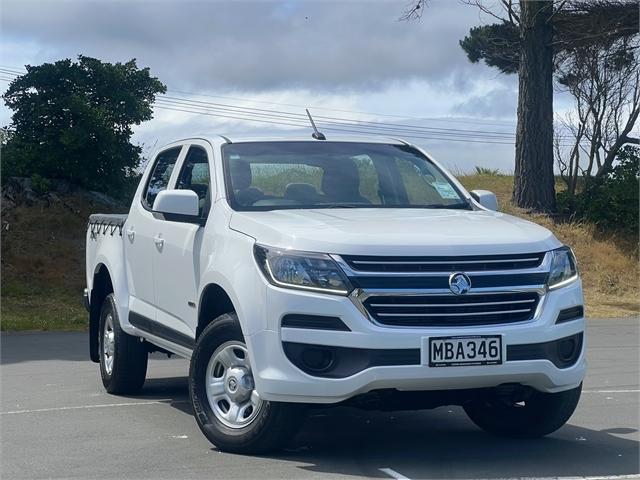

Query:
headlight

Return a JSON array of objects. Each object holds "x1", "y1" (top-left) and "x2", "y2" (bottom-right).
[
  {"x1": 254, "y1": 244, "x2": 352, "y2": 295},
  {"x1": 548, "y1": 246, "x2": 578, "y2": 289}
]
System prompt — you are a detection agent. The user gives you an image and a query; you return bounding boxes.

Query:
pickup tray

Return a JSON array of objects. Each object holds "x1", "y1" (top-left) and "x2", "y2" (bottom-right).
[{"x1": 88, "y1": 214, "x2": 128, "y2": 237}]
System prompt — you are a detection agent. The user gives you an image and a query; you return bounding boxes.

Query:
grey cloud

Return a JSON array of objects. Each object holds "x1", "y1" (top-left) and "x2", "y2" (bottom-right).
[
  {"x1": 453, "y1": 84, "x2": 518, "y2": 119},
  {"x1": 1, "y1": 0, "x2": 496, "y2": 92}
]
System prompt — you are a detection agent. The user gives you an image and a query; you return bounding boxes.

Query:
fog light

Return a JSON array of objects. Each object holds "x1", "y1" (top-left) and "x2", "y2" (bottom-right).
[
  {"x1": 301, "y1": 347, "x2": 334, "y2": 372},
  {"x1": 558, "y1": 338, "x2": 577, "y2": 361}
]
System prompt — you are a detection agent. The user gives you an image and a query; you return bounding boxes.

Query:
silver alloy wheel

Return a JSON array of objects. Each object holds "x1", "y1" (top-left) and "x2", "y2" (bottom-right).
[
  {"x1": 205, "y1": 341, "x2": 263, "y2": 429},
  {"x1": 103, "y1": 314, "x2": 115, "y2": 375}
]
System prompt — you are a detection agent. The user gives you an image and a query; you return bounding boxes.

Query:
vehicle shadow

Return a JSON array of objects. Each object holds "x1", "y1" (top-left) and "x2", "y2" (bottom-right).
[
  {"x1": 268, "y1": 407, "x2": 640, "y2": 479},
  {"x1": 139, "y1": 377, "x2": 639, "y2": 479},
  {"x1": 126, "y1": 376, "x2": 193, "y2": 416}
]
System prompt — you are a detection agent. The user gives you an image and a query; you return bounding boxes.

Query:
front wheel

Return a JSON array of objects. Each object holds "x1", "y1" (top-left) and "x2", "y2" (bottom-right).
[
  {"x1": 189, "y1": 313, "x2": 306, "y2": 454},
  {"x1": 464, "y1": 384, "x2": 582, "y2": 438}
]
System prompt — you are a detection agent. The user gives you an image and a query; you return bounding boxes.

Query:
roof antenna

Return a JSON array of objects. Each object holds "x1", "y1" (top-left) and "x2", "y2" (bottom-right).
[{"x1": 306, "y1": 109, "x2": 326, "y2": 140}]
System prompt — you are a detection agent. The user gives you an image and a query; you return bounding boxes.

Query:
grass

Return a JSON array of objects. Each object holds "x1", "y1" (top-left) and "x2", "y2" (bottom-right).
[
  {"x1": 1, "y1": 174, "x2": 637, "y2": 331},
  {"x1": 1, "y1": 193, "x2": 117, "y2": 331},
  {"x1": 1, "y1": 282, "x2": 87, "y2": 330}
]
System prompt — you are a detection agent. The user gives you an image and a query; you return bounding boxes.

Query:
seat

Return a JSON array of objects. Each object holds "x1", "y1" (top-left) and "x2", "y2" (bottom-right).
[
  {"x1": 321, "y1": 159, "x2": 370, "y2": 204},
  {"x1": 230, "y1": 160, "x2": 265, "y2": 206},
  {"x1": 285, "y1": 183, "x2": 321, "y2": 204}
]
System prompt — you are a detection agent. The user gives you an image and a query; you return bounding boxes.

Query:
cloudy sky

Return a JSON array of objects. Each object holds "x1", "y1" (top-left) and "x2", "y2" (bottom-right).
[{"x1": 0, "y1": 0, "x2": 574, "y2": 172}]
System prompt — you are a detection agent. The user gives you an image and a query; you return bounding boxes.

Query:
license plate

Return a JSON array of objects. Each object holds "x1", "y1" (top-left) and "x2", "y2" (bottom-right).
[{"x1": 428, "y1": 335, "x2": 502, "y2": 367}]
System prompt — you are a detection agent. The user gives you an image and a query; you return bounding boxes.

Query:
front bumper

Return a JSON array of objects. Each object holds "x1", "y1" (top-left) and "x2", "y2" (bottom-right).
[{"x1": 245, "y1": 278, "x2": 586, "y2": 404}]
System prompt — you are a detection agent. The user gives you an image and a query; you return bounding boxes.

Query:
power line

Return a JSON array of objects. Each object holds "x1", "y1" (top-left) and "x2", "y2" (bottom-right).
[
  {"x1": 171, "y1": 88, "x2": 518, "y2": 128},
  {"x1": 0, "y1": 71, "x2": 519, "y2": 142},
  {"x1": 159, "y1": 95, "x2": 518, "y2": 139},
  {"x1": 0, "y1": 64, "x2": 578, "y2": 145},
  {"x1": 156, "y1": 95, "x2": 575, "y2": 142},
  {"x1": 0, "y1": 64, "x2": 518, "y2": 131},
  {"x1": 154, "y1": 102, "x2": 582, "y2": 147},
  {"x1": 156, "y1": 96, "x2": 519, "y2": 140},
  {"x1": 0, "y1": 67, "x2": 26, "y2": 75},
  {"x1": 153, "y1": 103, "x2": 518, "y2": 145}
]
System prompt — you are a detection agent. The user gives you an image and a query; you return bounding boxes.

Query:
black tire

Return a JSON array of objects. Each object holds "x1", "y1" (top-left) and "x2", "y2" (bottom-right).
[
  {"x1": 464, "y1": 383, "x2": 582, "y2": 438},
  {"x1": 189, "y1": 313, "x2": 306, "y2": 454},
  {"x1": 98, "y1": 294, "x2": 148, "y2": 394}
]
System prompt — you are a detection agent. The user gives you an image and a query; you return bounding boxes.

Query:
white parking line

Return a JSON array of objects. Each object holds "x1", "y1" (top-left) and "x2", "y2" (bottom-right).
[
  {"x1": 571, "y1": 476, "x2": 640, "y2": 480},
  {"x1": 0, "y1": 399, "x2": 189, "y2": 415},
  {"x1": 379, "y1": 469, "x2": 640, "y2": 480},
  {"x1": 379, "y1": 468, "x2": 411, "y2": 480},
  {"x1": 583, "y1": 389, "x2": 640, "y2": 394}
]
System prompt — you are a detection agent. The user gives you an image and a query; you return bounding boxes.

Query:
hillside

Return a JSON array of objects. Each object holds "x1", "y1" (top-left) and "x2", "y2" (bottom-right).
[
  {"x1": 1, "y1": 175, "x2": 637, "y2": 331},
  {"x1": 1, "y1": 179, "x2": 121, "y2": 330}
]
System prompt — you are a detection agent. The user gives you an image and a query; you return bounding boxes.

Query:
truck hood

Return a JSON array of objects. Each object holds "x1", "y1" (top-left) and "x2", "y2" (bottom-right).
[{"x1": 229, "y1": 208, "x2": 561, "y2": 256}]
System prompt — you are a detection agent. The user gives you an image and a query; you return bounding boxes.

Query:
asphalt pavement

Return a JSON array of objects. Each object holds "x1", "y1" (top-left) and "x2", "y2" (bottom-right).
[{"x1": 1, "y1": 318, "x2": 639, "y2": 480}]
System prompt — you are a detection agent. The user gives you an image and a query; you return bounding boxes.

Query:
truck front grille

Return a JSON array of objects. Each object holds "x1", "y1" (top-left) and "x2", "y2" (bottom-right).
[
  {"x1": 362, "y1": 292, "x2": 540, "y2": 327},
  {"x1": 341, "y1": 252, "x2": 545, "y2": 273}
]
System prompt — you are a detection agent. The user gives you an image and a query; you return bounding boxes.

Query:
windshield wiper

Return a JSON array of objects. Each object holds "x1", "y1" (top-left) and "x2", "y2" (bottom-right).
[
  {"x1": 419, "y1": 203, "x2": 471, "y2": 210},
  {"x1": 318, "y1": 204, "x2": 365, "y2": 209}
]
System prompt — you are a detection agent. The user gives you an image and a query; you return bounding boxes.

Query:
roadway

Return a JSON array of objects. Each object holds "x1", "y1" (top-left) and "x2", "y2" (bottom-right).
[{"x1": 1, "y1": 318, "x2": 638, "y2": 479}]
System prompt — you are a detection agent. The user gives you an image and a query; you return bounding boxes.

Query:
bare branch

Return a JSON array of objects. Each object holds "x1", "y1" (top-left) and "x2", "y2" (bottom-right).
[
  {"x1": 399, "y1": 0, "x2": 428, "y2": 21},
  {"x1": 501, "y1": 0, "x2": 520, "y2": 24},
  {"x1": 555, "y1": 29, "x2": 639, "y2": 185},
  {"x1": 547, "y1": 0, "x2": 569, "y2": 24},
  {"x1": 461, "y1": 0, "x2": 513, "y2": 24}
]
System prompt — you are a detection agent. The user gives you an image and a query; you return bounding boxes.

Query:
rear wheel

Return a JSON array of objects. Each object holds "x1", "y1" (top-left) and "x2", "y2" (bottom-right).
[
  {"x1": 189, "y1": 313, "x2": 306, "y2": 454},
  {"x1": 99, "y1": 294, "x2": 148, "y2": 394},
  {"x1": 464, "y1": 384, "x2": 582, "y2": 438}
]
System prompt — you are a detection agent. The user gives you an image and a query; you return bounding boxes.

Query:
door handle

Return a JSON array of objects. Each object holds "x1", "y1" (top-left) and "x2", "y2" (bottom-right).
[
  {"x1": 126, "y1": 228, "x2": 135, "y2": 241},
  {"x1": 153, "y1": 235, "x2": 164, "y2": 248}
]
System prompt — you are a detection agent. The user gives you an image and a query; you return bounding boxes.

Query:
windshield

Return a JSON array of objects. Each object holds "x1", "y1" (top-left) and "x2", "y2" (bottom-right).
[{"x1": 222, "y1": 141, "x2": 469, "y2": 211}]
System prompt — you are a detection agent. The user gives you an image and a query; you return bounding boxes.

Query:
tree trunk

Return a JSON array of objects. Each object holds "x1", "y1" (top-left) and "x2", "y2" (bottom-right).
[{"x1": 513, "y1": 0, "x2": 556, "y2": 212}]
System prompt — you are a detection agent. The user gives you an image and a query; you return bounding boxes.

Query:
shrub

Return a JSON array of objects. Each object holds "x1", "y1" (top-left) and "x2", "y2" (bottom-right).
[
  {"x1": 30, "y1": 174, "x2": 52, "y2": 195},
  {"x1": 474, "y1": 166, "x2": 502, "y2": 176},
  {"x1": 561, "y1": 146, "x2": 639, "y2": 233}
]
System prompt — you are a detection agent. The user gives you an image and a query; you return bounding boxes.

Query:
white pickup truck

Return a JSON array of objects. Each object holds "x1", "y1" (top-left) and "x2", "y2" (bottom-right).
[{"x1": 85, "y1": 134, "x2": 586, "y2": 454}]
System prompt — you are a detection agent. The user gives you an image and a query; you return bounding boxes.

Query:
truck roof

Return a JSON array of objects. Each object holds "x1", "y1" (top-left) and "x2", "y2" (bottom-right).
[{"x1": 194, "y1": 133, "x2": 408, "y2": 145}]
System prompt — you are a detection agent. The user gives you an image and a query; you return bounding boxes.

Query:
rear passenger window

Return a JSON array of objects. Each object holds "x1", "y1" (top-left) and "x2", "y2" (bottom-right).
[
  {"x1": 143, "y1": 147, "x2": 182, "y2": 209},
  {"x1": 176, "y1": 146, "x2": 211, "y2": 217}
]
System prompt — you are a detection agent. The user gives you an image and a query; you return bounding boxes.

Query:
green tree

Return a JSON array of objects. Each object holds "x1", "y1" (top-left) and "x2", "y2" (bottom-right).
[{"x1": 2, "y1": 56, "x2": 166, "y2": 194}]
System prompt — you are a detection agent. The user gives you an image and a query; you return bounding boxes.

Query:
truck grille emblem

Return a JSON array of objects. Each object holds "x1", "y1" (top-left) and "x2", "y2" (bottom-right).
[{"x1": 449, "y1": 273, "x2": 471, "y2": 295}]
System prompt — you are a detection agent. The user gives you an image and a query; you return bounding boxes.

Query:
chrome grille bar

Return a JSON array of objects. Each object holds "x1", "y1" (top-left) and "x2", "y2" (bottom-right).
[
  {"x1": 377, "y1": 309, "x2": 533, "y2": 317},
  {"x1": 351, "y1": 257, "x2": 542, "y2": 265},
  {"x1": 369, "y1": 299, "x2": 536, "y2": 308}
]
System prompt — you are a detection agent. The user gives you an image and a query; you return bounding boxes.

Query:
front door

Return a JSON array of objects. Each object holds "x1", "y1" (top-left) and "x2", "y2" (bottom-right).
[
  {"x1": 125, "y1": 145, "x2": 184, "y2": 323},
  {"x1": 152, "y1": 142, "x2": 213, "y2": 343}
]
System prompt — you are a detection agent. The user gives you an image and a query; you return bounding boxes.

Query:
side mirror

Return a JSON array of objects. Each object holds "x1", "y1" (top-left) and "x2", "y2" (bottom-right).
[
  {"x1": 470, "y1": 190, "x2": 499, "y2": 211},
  {"x1": 153, "y1": 190, "x2": 200, "y2": 218}
]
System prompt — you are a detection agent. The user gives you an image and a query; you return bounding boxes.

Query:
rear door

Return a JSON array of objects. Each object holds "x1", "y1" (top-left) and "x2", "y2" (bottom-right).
[
  {"x1": 152, "y1": 141, "x2": 214, "y2": 342},
  {"x1": 125, "y1": 145, "x2": 185, "y2": 323}
]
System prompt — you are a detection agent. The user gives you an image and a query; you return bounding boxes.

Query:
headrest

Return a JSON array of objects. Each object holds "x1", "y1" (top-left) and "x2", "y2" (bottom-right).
[
  {"x1": 321, "y1": 159, "x2": 360, "y2": 199},
  {"x1": 285, "y1": 183, "x2": 320, "y2": 202},
  {"x1": 230, "y1": 159, "x2": 252, "y2": 190}
]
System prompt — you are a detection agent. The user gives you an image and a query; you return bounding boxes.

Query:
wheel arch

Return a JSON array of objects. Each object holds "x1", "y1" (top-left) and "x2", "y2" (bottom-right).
[
  {"x1": 89, "y1": 263, "x2": 114, "y2": 362},
  {"x1": 197, "y1": 283, "x2": 238, "y2": 339}
]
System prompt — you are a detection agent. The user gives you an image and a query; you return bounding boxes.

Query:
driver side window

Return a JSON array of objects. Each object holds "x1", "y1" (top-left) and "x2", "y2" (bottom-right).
[
  {"x1": 143, "y1": 147, "x2": 181, "y2": 209},
  {"x1": 175, "y1": 146, "x2": 211, "y2": 217}
]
